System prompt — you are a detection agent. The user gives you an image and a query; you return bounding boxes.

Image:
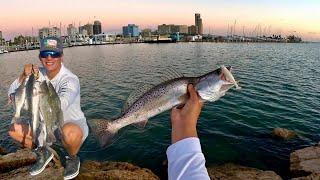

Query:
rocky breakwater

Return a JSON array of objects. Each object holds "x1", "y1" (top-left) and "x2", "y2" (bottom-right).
[
  {"x1": 207, "y1": 163, "x2": 282, "y2": 180},
  {"x1": 0, "y1": 147, "x2": 159, "y2": 180},
  {"x1": 290, "y1": 144, "x2": 320, "y2": 179}
]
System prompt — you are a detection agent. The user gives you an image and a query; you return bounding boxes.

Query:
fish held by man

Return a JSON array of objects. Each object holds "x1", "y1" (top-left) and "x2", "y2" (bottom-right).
[
  {"x1": 89, "y1": 65, "x2": 240, "y2": 147},
  {"x1": 39, "y1": 80, "x2": 64, "y2": 145}
]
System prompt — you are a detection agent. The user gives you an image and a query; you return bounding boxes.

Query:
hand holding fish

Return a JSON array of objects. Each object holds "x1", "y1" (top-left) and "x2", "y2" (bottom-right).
[
  {"x1": 19, "y1": 64, "x2": 39, "y2": 83},
  {"x1": 171, "y1": 84, "x2": 203, "y2": 144}
]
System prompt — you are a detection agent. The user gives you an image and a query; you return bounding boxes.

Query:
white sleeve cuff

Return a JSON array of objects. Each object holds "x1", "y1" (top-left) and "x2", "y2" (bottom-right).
[{"x1": 166, "y1": 137, "x2": 202, "y2": 162}]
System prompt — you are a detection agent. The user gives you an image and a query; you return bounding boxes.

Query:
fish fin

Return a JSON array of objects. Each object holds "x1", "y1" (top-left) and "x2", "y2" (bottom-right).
[
  {"x1": 121, "y1": 84, "x2": 154, "y2": 114},
  {"x1": 133, "y1": 119, "x2": 148, "y2": 129},
  {"x1": 155, "y1": 67, "x2": 184, "y2": 83},
  {"x1": 88, "y1": 119, "x2": 118, "y2": 147}
]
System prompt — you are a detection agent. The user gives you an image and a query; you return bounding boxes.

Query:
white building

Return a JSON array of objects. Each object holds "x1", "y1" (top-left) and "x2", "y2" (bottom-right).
[
  {"x1": 67, "y1": 24, "x2": 78, "y2": 42},
  {"x1": 39, "y1": 27, "x2": 61, "y2": 39}
]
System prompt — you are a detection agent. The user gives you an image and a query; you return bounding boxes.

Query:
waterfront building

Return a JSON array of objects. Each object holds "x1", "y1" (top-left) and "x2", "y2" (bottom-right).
[
  {"x1": 172, "y1": 25, "x2": 188, "y2": 34},
  {"x1": 158, "y1": 24, "x2": 173, "y2": 35},
  {"x1": 93, "y1": 20, "x2": 102, "y2": 35},
  {"x1": 67, "y1": 24, "x2": 78, "y2": 42},
  {"x1": 141, "y1": 29, "x2": 152, "y2": 37},
  {"x1": 79, "y1": 24, "x2": 94, "y2": 37},
  {"x1": 0, "y1": 31, "x2": 3, "y2": 45},
  {"x1": 122, "y1": 24, "x2": 139, "y2": 37},
  {"x1": 158, "y1": 24, "x2": 188, "y2": 35},
  {"x1": 195, "y1": 13, "x2": 203, "y2": 35},
  {"x1": 39, "y1": 27, "x2": 61, "y2": 39},
  {"x1": 188, "y1": 25, "x2": 198, "y2": 35}
]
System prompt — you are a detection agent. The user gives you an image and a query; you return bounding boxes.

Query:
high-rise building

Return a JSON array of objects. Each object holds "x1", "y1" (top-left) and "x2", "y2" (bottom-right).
[
  {"x1": 158, "y1": 24, "x2": 188, "y2": 35},
  {"x1": 93, "y1": 20, "x2": 102, "y2": 35},
  {"x1": 39, "y1": 27, "x2": 61, "y2": 39},
  {"x1": 67, "y1": 24, "x2": 78, "y2": 42},
  {"x1": 195, "y1": 13, "x2": 203, "y2": 35},
  {"x1": 158, "y1": 24, "x2": 173, "y2": 35},
  {"x1": 79, "y1": 24, "x2": 94, "y2": 36},
  {"x1": 188, "y1": 25, "x2": 198, "y2": 35},
  {"x1": 0, "y1": 31, "x2": 2, "y2": 45},
  {"x1": 122, "y1": 24, "x2": 139, "y2": 37}
]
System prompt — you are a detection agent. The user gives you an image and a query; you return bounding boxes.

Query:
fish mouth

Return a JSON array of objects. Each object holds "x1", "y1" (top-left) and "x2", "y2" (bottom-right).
[{"x1": 219, "y1": 66, "x2": 240, "y2": 91}]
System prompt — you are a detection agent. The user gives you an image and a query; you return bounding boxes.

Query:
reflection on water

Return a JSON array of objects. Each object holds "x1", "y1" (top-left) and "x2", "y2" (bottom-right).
[{"x1": 0, "y1": 43, "x2": 319, "y2": 178}]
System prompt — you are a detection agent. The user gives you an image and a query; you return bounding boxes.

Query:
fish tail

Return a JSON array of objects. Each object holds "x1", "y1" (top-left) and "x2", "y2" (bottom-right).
[{"x1": 88, "y1": 119, "x2": 118, "y2": 147}]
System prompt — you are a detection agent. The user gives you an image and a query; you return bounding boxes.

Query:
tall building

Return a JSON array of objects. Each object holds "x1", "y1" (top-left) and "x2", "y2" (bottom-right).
[
  {"x1": 122, "y1": 24, "x2": 139, "y2": 37},
  {"x1": 93, "y1": 20, "x2": 102, "y2": 35},
  {"x1": 188, "y1": 25, "x2": 198, "y2": 35},
  {"x1": 195, "y1": 13, "x2": 203, "y2": 35},
  {"x1": 39, "y1": 27, "x2": 61, "y2": 39},
  {"x1": 158, "y1": 24, "x2": 173, "y2": 35},
  {"x1": 0, "y1": 31, "x2": 2, "y2": 45},
  {"x1": 79, "y1": 24, "x2": 94, "y2": 36},
  {"x1": 158, "y1": 24, "x2": 188, "y2": 35},
  {"x1": 67, "y1": 24, "x2": 78, "y2": 42}
]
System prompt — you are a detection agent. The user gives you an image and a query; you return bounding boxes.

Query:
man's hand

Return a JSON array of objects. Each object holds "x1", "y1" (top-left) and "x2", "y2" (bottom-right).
[
  {"x1": 19, "y1": 64, "x2": 39, "y2": 83},
  {"x1": 171, "y1": 84, "x2": 203, "y2": 144}
]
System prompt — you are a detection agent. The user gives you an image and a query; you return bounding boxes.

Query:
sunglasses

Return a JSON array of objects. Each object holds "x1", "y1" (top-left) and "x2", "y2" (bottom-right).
[{"x1": 39, "y1": 51, "x2": 62, "y2": 58}]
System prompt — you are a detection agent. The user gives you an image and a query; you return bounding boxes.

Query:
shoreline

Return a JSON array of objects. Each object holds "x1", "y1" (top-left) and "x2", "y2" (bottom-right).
[{"x1": 0, "y1": 41, "x2": 313, "y2": 55}]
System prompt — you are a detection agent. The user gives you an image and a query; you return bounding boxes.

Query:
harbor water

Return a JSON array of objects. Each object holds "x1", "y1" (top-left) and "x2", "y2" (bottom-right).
[{"x1": 0, "y1": 43, "x2": 319, "y2": 178}]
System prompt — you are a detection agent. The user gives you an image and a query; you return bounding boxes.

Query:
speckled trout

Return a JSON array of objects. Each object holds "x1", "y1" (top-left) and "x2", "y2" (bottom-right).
[{"x1": 89, "y1": 66, "x2": 240, "y2": 147}]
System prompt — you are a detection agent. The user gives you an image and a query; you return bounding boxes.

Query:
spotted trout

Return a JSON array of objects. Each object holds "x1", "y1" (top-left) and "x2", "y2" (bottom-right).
[
  {"x1": 89, "y1": 65, "x2": 240, "y2": 147},
  {"x1": 39, "y1": 80, "x2": 63, "y2": 145}
]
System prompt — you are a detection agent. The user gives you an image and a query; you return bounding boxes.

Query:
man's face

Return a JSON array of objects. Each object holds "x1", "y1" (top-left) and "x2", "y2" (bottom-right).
[{"x1": 39, "y1": 53, "x2": 63, "y2": 73}]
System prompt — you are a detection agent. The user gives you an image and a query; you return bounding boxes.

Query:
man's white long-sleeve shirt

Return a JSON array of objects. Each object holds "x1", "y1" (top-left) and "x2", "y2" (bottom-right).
[{"x1": 167, "y1": 137, "x2": 210, "y2": 180}]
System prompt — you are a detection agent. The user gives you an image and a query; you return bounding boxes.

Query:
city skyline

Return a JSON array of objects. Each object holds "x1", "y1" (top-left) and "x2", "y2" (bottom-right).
[{"x1": 0, "y1": 0, "x2": 319, "y2": 41}]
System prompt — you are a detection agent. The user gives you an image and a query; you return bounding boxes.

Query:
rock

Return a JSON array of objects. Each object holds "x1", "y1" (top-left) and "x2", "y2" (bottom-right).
[
  {"x1": 0, "y1": 162, "x2": 63, "y2": 180},
  {"x1": 207, "y1": 163, "x2": 282, "y2": 180},
  {"x1": 291, "y1": 172, "x2": 320, "y2": 180},
  {"x1": 272, "y1": 127, "x2": 296, "y2": 139},
  {"x1": 290, "y1": 145, "x2": 320, "y2": 178},
  {"x1": 76, "y1": 160, "x2": 160, "y2": 180},
  {"x1": 0, "y1": 146, "x2": 7, "y2": 155},
  {"x1": 0, "y1": 148, "x2": 36, "y2": 172}
]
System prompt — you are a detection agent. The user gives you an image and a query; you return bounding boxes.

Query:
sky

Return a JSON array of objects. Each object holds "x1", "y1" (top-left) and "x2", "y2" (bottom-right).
[{"x1": 0, "y1": 0, "x2": 319, "y2": 41}]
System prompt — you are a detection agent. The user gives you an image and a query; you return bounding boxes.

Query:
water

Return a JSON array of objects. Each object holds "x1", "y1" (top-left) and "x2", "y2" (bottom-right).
[{"x1": 0, "y1": 43, "x2": 319, "y2": 178}]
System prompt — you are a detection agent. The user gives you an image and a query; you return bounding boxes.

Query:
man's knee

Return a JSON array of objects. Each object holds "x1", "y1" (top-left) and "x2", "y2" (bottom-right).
[{"x1": 62, "y1": 123, "x2": 83, "y2": 145}]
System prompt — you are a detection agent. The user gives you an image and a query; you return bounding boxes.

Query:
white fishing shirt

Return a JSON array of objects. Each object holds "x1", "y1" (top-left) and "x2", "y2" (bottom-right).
[
  {"x1": 167, "y1": 137, "x2": 210, "y2": 180},
  {"x1": 8, "y1": 64, "x2": 86, "y2": 124}
]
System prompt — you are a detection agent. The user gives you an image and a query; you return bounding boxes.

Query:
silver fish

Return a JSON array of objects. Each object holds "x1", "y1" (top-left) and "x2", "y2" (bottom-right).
[
  {"x1": 25, "y1": 73, "x2": 41, "y2": 143},
  {"x1": 89, "y1": 66, "x2": 240, "y2": 147},
  {"x1": 11, "y1": 78, "x2": 28, "y2": 123},
  {"x1": 39, "y1": 81, "x2": 63, "y2": 145}
]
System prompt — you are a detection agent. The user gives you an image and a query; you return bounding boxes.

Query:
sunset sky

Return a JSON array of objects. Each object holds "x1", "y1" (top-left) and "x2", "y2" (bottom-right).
[{"x1": 1, "y1": 0, "x2": 319, "y2": 41}]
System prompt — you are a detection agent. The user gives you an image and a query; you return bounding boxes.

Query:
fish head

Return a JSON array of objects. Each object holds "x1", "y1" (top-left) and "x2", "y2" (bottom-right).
[{"x1": 195, "y1": 66, "x2": 240, "y2": 102}]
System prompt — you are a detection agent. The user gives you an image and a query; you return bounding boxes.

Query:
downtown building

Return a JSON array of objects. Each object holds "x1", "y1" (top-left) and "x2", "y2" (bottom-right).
[
  {"x1": 93, "y1": 20, "x2": 102, "y2": 35},
  {"x1": 79, "y1": 23, "x2": 94, "y2": 37},
  {"x1": 67, "y1": 24, "x2": 78, "y2": 42},
  {"x1": 0, "y1": 31, "x2": 3, "y2": 45},
  {"x1": 39, "y1": 27, "x2": 61, "y2": 39},
  {"x1": 158, "y1": 24, "x2": 188, "y2": 35},
  {"x1": 195, "y1": 13, "x2": 203, "y2": 35},
  {"x1": 122, "y1": 24, "x2": 139, "y2": 37}
]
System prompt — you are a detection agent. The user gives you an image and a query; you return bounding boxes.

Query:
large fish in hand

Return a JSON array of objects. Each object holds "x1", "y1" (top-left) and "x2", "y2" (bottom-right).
[
  {"x1": 89, "y1": 65, "x2": 240, "y2": 147},
  {"x1": 39, "y1": 81, "x2": 63, "y2": 145},
  {"x1": 25, "y1": 73, "x2": 41, "y2": 143}
]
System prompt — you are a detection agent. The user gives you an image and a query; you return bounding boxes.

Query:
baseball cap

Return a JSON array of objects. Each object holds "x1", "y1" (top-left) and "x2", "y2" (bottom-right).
[{"x1": 40, "y1": 37, "x2": 63, "y2": 53}]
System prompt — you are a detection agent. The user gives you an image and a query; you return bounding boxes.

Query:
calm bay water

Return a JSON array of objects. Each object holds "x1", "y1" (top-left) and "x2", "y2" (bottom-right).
[{"x1": 0, "y1": 43, "x2": 319, "y2": 178}]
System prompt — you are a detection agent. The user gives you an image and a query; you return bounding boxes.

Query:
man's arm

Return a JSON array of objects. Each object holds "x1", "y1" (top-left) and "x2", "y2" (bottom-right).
[
  {"x1": 57, "y1": 77, "x2": 80, "y2": 110},
  {"x1": 167, "y1": 84, "x2": 210, "y2": 180}
]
